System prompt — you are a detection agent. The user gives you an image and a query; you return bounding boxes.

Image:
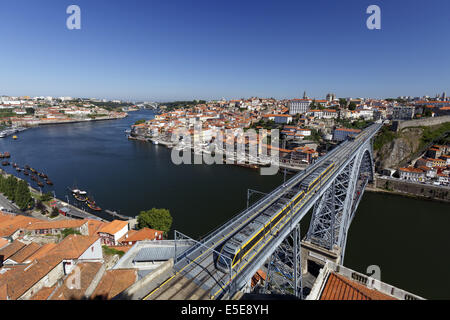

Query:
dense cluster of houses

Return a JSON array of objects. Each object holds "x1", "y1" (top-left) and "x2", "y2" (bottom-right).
[
  {"x1": 0, "y1": 96, "x2": 127, "y2": 127},
  {"x1": 398, "y1": 145, "x2": 450, "y2": 185},
  {"x1": 130, "y1": 96, "x2": 450, "y2": 169},
  {"x1": 0, "y1": 212, "x2": 163, "y2": 300}
]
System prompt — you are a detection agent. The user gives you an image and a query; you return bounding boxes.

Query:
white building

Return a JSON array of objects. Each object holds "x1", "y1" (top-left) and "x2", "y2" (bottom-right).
[{"x1": 289, "y1": 99, "x2": 312, "y2": 115}]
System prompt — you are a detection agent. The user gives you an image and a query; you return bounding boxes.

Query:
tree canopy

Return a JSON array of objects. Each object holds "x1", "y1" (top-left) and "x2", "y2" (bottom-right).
[
  {"x1": 0, "y1": 175, "x2": 33, "y2": 210},
  {"x1": 134, "y1": 119, "x2": 146, "y2": 125},
  {"x1": 137, "y1": 208, "x2": 173, "y2": 236}
]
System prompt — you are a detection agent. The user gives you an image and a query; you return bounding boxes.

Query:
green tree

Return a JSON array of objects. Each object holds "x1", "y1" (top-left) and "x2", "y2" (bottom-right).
[
  {"x1": 41, "y1": 191, "x2": 53, "y2": 202},
  {"x1": 5, "y1": 176, "x2": 18, "y2": 201},
  {"x1": 137, "y1": 208, "x2": 173, "y2": 236},
  {"x1": 134, "y1": 119, "x2": 146, "y2": 125},
  {"x1": 50, "y1": 207, "x2": 59, "y2": 218},
  {"x1": 14, "y1": 180, "x2": 33, "y2": 210}
]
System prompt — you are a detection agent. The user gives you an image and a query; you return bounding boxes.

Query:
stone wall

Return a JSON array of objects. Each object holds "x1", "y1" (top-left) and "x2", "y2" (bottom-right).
[
  {"x1": 374, "y1": 178, "x2": 450, "y2": 202},
  {"x1": 393, "y1": 115, "x2": 450, "y2": 132}
]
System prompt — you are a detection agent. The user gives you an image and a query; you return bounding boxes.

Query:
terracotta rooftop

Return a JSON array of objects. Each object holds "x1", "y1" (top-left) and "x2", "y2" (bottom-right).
[
  {"x1": 50, "y1": 262, "x2": 103, "y2": 300},
  {"x1": 0, "y1": 234, "x2": 100, "y2": 300},
  {"x1": 399, "y1": 167, "x2": 424, "y2": 173},
  {"x1": 0, "y1": 214, "x2": 40, "y2": 237},
  {"x1": 29, "y1": 285, "x2": 57, "y2": 300},
  {"x1": 24, "y1": 243, "x2": 57, "y2": 262},
  {"x1": 25, "y1": 219, "x2": 87, "y2": 231},
  {"x1": 85, "y1": 219, "x2": 106, "y2": 237},
  {"x1": 91, "y1": 269, "x2": 137, "y2": 300},
  {"x1": 98, "y1": 220, "x2": 128, "y2": 235},
  {"x1": 46, "y1": 234, "x2": 100, "y2": 260},
  {"x1": 119, "y1": 228, "x2": 163, "y2": 243},
  {"x1": 0, "y1": 240, "x2": 26, "y2": 261},
  {"x1": 0, "y1": 238, "x2": 9, "y2": 249},
  {"x1": 7, "y1": 242, "x2": 41, "y2": 263},
  {"x1": 320, "y1": 273, "x2": 396, "y2": 300},
  {"x1": 1, "y1": 254, "x2": 62, "y2": 300}
]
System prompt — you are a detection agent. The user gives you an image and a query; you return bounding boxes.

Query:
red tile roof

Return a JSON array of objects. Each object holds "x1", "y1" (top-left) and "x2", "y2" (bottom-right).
[
  {"x1": 320, "y1": 273, "x2": 396, "y2": 300},
  {"x1": 91, "y1": 269, "x2": 137, "y2": 299},
  {"x1": 98, "y1": 220, "x2": 128, "y2": 235}
]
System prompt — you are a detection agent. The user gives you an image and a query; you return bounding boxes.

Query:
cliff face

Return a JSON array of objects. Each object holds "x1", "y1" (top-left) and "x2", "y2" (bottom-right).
[{"x1": 374, "y1": 127, "x2": 423, "y2": 169}]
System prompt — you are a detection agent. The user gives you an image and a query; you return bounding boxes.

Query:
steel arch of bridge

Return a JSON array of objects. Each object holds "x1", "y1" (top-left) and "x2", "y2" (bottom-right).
[
  {"x1": 262, "y1": 139, "x2": 376, "y2": 298},
  {"x1": 305, "y1": 143, "x2": 375, "y2": 262}
]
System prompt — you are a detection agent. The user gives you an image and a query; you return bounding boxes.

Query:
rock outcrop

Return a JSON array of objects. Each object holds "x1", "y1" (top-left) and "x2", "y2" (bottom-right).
[{"x1": 374, "y1": 127, "x2": 423, "y2": 169}]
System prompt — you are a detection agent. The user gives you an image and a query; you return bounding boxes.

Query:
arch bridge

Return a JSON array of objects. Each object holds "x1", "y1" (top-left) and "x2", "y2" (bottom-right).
[{"x1": 144, "y1": 123, "x2": 382, "y2": 300}]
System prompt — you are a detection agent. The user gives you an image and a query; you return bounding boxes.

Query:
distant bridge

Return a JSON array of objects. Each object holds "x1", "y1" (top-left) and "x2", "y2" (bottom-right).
[{"x1": 143, "y1": 123, "x2": 382, "y2": 300}]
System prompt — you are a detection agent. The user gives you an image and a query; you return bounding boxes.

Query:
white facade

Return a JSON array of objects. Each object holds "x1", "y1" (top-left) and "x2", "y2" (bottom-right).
[
  {"x1": 289, "y1": 99, "x2": 312, "y2": 115},
  {"x1": 79, "y1": 238, "x2": 103, "y2": 261}
]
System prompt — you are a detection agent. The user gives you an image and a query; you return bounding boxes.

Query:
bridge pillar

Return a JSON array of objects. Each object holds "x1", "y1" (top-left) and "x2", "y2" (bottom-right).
[{"x1": 300, "y1": 240, "x2": 341, "y2": 276}]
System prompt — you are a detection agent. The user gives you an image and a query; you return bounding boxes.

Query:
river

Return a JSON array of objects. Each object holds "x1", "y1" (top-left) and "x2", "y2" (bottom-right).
[{"x1": 0, "y1": 109, "x2": 448, "y2": 299}]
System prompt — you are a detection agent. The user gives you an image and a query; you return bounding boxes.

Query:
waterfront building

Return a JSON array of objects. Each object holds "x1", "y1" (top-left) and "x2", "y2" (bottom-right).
[{"x1": 398, "y1": 167, "x2": 426, "y2": 182}]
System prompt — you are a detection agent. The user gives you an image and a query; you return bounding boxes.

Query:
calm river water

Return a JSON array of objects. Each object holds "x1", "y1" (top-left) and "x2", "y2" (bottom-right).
[{"x1": 0, "y1": 110, "x2": 448, "y2": 299}]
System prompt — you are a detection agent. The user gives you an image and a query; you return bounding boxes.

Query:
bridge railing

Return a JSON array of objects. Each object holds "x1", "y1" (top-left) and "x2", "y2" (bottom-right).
[{"x1": 174, "y1": 230, "x2": 234, "y2": 297}]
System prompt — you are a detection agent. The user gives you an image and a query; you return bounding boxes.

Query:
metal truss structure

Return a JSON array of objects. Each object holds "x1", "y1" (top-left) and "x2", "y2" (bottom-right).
[
  {"x1": 306, "y1": 141, "x2": 375, "y2": 262},
  {"x1": 264, "y1": 224, "x2": 302, "y2": 298}
]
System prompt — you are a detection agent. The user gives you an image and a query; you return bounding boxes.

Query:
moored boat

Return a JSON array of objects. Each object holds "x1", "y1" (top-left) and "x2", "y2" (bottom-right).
[
  {"x1": 71, "y1": 188, "x2": 87, "y2": 195},
  {"x1": 2, "y1": 161, "x2": 10, "y2": 166},
  {"x1": 86, "y1": 197, "x2": 96, "y2": 206},
  {"x1": 37, "y1": 181, "x2": 44, "y2": 187},
  {"x1": 23, "y1": 170, "x2": 29, "y2": 176},
  {"x1": 3, "y1": 152, "x2": 10, "y2": 158},
  {"x1": 87, "y1": 202, "x2": 102, "y2": 211},
  {"x1": 74, "y1": 193, "x2": 87, "y2": 202},
  {"x1": 46, "y1": 180, "x2": 53, "y2": 185}
]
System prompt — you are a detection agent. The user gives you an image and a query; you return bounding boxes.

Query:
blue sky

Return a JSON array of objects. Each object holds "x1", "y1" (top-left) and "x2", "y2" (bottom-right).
[{"x1": 0, "y1": 0, "x2": 449, "y2": 101}]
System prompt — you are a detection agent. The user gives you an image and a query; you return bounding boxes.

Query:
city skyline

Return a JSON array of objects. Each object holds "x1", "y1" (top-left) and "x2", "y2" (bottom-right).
[{"x1": 1, "y1": 0, "x2": 450, "y2": 100}]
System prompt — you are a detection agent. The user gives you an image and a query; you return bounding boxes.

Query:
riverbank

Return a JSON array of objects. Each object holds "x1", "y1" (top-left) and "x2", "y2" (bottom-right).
[
  {"x1": 366, "y1": 177, "x2": 450, "y2": 203},
  {"x1": 32, "y1": 114, "x2": 128, "y2": 126}
]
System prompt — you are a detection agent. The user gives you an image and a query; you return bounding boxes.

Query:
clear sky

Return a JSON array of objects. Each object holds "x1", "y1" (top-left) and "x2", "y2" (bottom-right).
[{"x1": 0, "y1": 0, "x2": 449, "y2": 101}]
